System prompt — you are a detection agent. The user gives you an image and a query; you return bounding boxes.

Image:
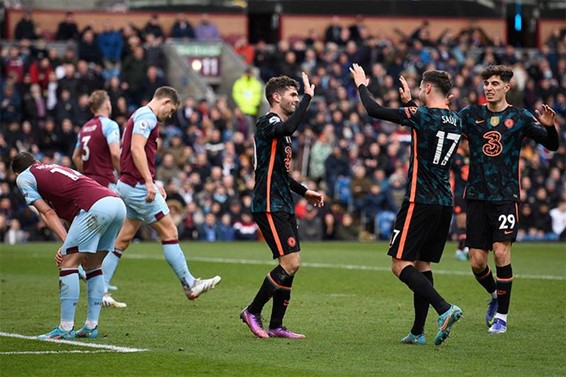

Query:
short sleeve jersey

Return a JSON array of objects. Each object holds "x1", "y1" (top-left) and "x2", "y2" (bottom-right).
[
  {"x1": 75, "y1": 116, "x2": 120, "y2": 187},
  {"x1": 397, "y1": 106, "x2": 463, "y2": 206},
  {"x1": 460, "y1": 104, "x2": 551, "y2": 202},
  {"x1": 119, "y1": 106, "x2": 159, "y2": 186},
  {"x1": 16, "y1": 164, "x2": 117, "y2": 223},
  {"x1": 251, "y1": 113, "x2": 295, "y2": 213}
]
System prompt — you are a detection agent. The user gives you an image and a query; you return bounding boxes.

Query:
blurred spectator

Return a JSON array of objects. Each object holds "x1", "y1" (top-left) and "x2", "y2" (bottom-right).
[
  {"x1": 78, "y1": 29, "x2": 103, "y2": 66},
  {"x1": 298, "y1": 204, "x2": 323, "y2": 241},
  {"x1": 233, "y1": 212, "x2": 258, "y2": 240},
  {"x1": 231, "y1": 67, "x2": 263, "y2": 126},
  {"x1": 199, "y1": 212, "x2": 221, "y2": 241},
  {"x1": 14, "y1": 11, "x2": 37, "y2": 40},
  {"x1": 550, "y1": 200, "x2": 566, "y2": 241},
  {"x1": 97, "y1": 22, "x2": 123, "y2": 79},
  {"x1": 121, "y1": 46, "x2": 148, "y2": 106},
  {"x1": 170, "y1": 13, "x2": 195, "y2": 39},
  {"x1": 156, "y1": 152, "x2": 180, "y2": 185},
  {"x1": 144, "y1": 33, "x2": 166, "y2": 73},
  {"x1": 28, "y1": 57, "x2": 51, "y2": 92},
  {"x1": 195, "y1": 14, "x2": 221, "y2": 42},
  {"x1": 217, "y1": 213, "x2": 236, "y2": 241},
  {"x1": 55, "y1": 12, "x2": 79, "y2": 41},
  {"x1": 322, "y1": 212, "x2": 337, "y2": 240},
  {"x1": 1, "y1": 83, "x2": 22, "y2": 124},
  {"x1": 335, "y1": 213, "x2": 358, "y2": 241},
  {"x1": 142, "y1": 14, "x2": 164, "y2": 42},
  {"x1": 234, "y1": 36, "x2": 255, "y2": 65},
  {"x1": 5, "y1": 219, "x2": 27, "y2": 244},
  {"x1": 22, "y1": 83, "x2": 45, "y2": 130},
  {"x1": 324, "y1": 16, "x2": 343, "y2": 45},
  {"x1": 141, "y1": 65, "x2": 168, "y2": 104},
  {"x1": 4, "y1": 46, "x2": 25, "y2": 84}
]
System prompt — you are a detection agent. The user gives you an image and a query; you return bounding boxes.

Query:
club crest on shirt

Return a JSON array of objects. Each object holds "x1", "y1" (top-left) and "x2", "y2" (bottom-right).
[
  {"x1": 504, "y1": 119, "x2": 514, "y2": 128},
  {"x1": 489, "y1": 116, "x2": 500, "y2": 127}
]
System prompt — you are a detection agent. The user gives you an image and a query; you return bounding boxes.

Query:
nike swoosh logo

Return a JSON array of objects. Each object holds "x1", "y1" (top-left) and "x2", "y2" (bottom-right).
[
  {"x1": 475, "y1": 120, "x2": 485, "y2": 124},
  {"x1": 504, "y1": 230, "x2": 513, "y2": 235}
]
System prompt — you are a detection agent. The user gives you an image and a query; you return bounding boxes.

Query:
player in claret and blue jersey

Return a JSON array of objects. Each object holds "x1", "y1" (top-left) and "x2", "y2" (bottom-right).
[
  {"x1": 11, "y1": 152, "x2": 126, "y2": 339},
  {"x1": 71, "y1": 90, "x2": 123, "y2": 304},
  {"x1": 460, "y1": 65, "x2": 559, "y2": 334},
  {"x1": 351, "y1": 63, "x2": 463, "y2": 346},
  {"x1": 103, "y1": 86, "x2": 221, "y2": 306}
]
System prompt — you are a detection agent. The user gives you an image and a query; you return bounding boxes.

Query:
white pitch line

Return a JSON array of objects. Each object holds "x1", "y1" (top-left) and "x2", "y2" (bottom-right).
[
  {"x1": 0, "y1": 332, "x2": 148, "y2": 353},
  {"x1": 1, "y1": 350, "x2": 112, "y2": 355},
  {"x1": 127, "y1": 254, "x2": 566, "y2": 281}
]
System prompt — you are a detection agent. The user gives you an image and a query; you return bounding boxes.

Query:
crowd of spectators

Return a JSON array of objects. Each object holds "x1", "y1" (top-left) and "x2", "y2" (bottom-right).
[{"x1": 1, "y1": 11, "x2": 565, "y2": 245}]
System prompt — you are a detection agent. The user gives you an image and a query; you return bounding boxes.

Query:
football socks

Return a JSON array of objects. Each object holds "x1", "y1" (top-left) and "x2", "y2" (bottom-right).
[
  {"x1": 162, "y1": 240, "x2": 195, "y2": 288},
  {"x1": 102, "y1": 249, "x2": 123, "y2": 293},
  {"x1": 399, "y1": 265, "x2": 451, "y2": 315},
  {"x1": 248, "y1": 265, "x2": 291, "y2": 315},
  {"x1": 85, "y1": 269, "x2": 104, "y2": 329},
  {"x1": 59, "y1": 268, "x2": 79, "y2": 331},
  {"x1": 270, "y1": 275, "x2": 294, "y2": 329},
  {"x1": 473, "y1": 266, "x2": 497, "y2": 297},
  {"x1": 496, "y1": 264, "x2": 513, "y2": 315},
  {"x1": 411, "y1": 270, "x2": 433, "y2": 336}
]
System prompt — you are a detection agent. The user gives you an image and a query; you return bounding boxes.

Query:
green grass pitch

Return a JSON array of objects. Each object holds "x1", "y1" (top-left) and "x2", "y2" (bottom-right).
[{"x1": 1, "y1": 241, "x2": 565, "y2": 376}]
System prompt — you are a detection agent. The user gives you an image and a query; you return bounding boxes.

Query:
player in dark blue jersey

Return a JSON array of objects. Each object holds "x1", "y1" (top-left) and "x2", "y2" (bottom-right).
[
  {"x1": 451, "y1": 139, "x2": 470, "y2": 261},
  {"x1": 240, "y1": 73, "x2": 324, "y2": 339},
  {"x1": 351, "y1": 63, "x2": 463, "y2": 346},
  {"x1": 461, "y1": 65, "x2": 559, "y2": 334}
]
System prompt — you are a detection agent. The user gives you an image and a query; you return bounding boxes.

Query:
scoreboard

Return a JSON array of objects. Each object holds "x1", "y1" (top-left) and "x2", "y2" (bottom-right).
[{"x1": 174, "y1": 42, "x2": 223, "y2": 85}]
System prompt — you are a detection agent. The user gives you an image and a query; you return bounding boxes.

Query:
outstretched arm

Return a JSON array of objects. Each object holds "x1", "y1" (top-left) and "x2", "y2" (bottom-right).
[{"x1": 350, "y1": 63, "x2": 403, "y2": 123}]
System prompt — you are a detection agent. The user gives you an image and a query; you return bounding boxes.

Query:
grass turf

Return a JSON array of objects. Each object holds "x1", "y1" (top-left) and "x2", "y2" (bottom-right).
[{"x1": 0, "y1": 241, "x2": 565, "y2": 376}]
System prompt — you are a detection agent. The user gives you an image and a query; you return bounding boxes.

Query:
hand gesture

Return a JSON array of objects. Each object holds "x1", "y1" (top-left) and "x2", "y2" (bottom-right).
[
  {"x1": 349, "y1": 63, "x2": 369, "y2": 88},
  {"x1": 398, "y1": 75, "x2": 412, "y2": 103},
  {"x1": 302, "y1": 72, "x2": 315, "y2": 97},
  {"x1": 535, "y1": 104, "x2": 556, "y2": 127},
  {"x1": 145, "y1": 182, "x2": 156, "y2": 203},
  {"x1": 305, "y1": 190, "x2": 324, "y2": 208},
  {"x1": 55, "y1": 248, "x2": 63, "y2": 267}
]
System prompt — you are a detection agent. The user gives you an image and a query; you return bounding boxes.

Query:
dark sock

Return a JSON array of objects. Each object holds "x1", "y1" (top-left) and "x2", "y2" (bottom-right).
[
  {"x1": 248, "y1": 265, "x2": 289, "y2": 315},
  {"x1": 270, "y1": 275, "x2": 294, "y2": 329},
  {"x1": 399, "y1": 265, "x2": 450, "y2": 315},
  {"x1": 496, "y1": 264, "x2": 513, "y2": 315},
  {"x1": 411, "y1": 270, "x2": 433, "y2": 335},
  {"x1": 473, "y1": 266, "x2": 497, "y2": 295},
  {"x1": 457, "y1": 234, "x2": 466, "y2": 251}
]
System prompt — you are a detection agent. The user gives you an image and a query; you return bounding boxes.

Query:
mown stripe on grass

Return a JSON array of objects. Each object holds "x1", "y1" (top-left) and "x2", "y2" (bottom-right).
[
  {"x1": 127, "y1": 254, "x2": 566, "y2": 281},
  {"x1": 0, "y1": 332, "x2": 148, "y2": 353}
]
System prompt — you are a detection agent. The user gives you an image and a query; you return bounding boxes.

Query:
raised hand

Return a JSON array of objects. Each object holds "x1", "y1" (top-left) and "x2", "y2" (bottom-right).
[
  {"x1": 398, "y1": 75, "x2": 412, "y2": 103},
  {"x1": 302, "y1": 72, "x2": 315, "y2": 97},
  {"x1": 349, "y1": 63, "x2": 369, "y2": 88},
  {"x1": 535, "y1": 104, "x2": 557, "y2": 127}
]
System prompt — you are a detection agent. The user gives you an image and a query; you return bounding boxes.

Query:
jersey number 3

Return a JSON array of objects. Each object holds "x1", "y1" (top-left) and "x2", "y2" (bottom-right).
[{"x1": 81, "y1": 135, "x2": 91, "y2": 162}]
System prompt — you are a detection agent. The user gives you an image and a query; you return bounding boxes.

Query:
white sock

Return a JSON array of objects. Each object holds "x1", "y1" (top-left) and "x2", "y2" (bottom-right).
[
  {"x1": 85, "y1": 320, "x2": 98, "y2": 329},
  {"x1": 490, "y1": 291, "x2": 497, "y2": 299},
  {"x1": 60, "y1": 321, "x2": 74, "y2": 331},
  {"x1": 494, "y1": 313, "x2": 507, "y2": 322}
]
